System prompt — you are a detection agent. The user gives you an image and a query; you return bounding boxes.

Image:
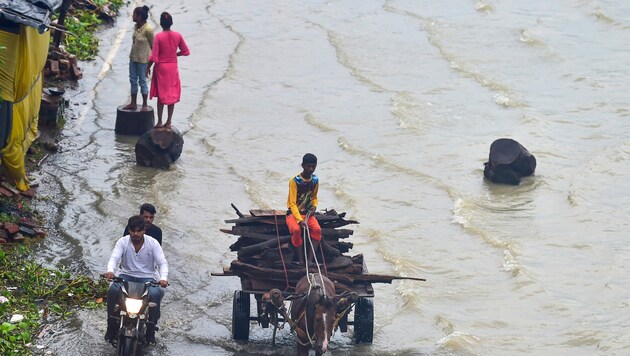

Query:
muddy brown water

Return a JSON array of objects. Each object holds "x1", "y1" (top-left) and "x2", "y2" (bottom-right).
[{"x1": 31, "y1": 0, "x2": 630, "y2": 355}]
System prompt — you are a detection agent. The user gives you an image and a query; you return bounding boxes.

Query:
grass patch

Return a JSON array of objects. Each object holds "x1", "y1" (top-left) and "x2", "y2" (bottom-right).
[
  {"x1": 59, "y1": 0, "x2": 128, "y2": 60},
  {"x1": 0, "y1": 244, "x2": 108, "y2": 354}
]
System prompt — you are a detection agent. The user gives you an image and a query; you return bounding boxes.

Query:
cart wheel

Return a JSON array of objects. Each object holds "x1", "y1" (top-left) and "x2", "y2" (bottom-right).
[
  {"x1": 232, "y1": 291, "x2": 250, "y2": 340},
  {"x1": 354, "y1": 297, "x2": 373, "y2": 344},
  {"x1": 339, "y1": 312, "x2": 348, "y2": 332}
]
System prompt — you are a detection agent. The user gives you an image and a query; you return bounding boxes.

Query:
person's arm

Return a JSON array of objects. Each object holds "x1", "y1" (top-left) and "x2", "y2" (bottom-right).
[
  {"x1": 310, "y1": 181, "x2": 319, "y2": 213},
  {"x1": 155, "y1": 226, "x2": 162, "y2": 245},
  {"x1": 287, "y1": 179, "x2": 302, "y2": 223},
  {"x1": 153, "y1": 242, "x2": 169, "y2": 287},
  {"x1": 146, "y1": 34, "x2": 159, "y2": 77},
  {"x1": 176, "y1": 33, "x2": 190, "y2": 57},
  {"x1": 146, "y1": 26, "x2": 154, "y2": 50},
  {"x1": 105, "y1": 238, "x2": 125, "y2": 279},
  {"x1": 146, "y1": 60, "x2": 154, "y2": 77}
]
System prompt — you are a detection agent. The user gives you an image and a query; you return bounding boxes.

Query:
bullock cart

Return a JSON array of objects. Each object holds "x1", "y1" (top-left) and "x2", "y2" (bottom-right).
[{"x1": 212, "y1": 205, "x2": 425, "y2": 345}]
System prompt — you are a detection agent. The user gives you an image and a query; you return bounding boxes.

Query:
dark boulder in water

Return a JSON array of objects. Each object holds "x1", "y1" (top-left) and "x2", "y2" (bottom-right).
[
  {"x1": 135, "y1": 127, "x2": 184, "y2": 169},
  {"x1": 483, "y1": 138, "x2": 536, "y2": 185}
]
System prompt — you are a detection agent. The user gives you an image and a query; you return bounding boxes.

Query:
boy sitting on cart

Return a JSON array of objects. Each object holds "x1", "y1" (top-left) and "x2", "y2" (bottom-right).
[{"x1": 286, "y1": 153, "x2": 322, "y2": 266}]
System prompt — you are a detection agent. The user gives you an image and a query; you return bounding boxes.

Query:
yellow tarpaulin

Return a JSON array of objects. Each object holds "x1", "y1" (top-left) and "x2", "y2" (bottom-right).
[{"x1": 0, "y1": 26, "x2": 49, "y2": 191}]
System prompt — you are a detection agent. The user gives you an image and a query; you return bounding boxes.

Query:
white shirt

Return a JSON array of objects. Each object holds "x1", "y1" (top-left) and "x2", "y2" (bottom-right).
[{"x1": 106, "y1": 234, "x2": 168, "y2": 281}]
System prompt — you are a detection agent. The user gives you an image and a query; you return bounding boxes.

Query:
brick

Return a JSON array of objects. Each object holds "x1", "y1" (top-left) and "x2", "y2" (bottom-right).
[
  {"x1": 19, "y1": 219, "x2": 38, "y2": 229},
  {"x1": 18, "y1": 226, "x2": 36, "y2": 237},
  {"x1": 3, "y1": 223, "x2": 19, "y2": 235},
  {"x1": 33, "y1": 228, "x2": 47, "y2": 238},
  {"x1": 0, "y1": 186, "x2": 14, "y2": 198},
  {"x1": 0, "y1": 182, "x2": 20, "y2": 196},
  {"x1": 19, "y1": 188, "x2": 36, "y2": 198},
  {"x1": 50, "y1": 60, "x2": 59, "y2": 74},
  {"x1": 71, "y1": 63, "x2": 83, "y2": 80},
  {"x1": 58, "y1": 59, "x2": 69, "y2": 70}
]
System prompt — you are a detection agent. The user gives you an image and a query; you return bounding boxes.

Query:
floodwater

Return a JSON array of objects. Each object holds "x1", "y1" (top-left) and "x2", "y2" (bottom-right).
[{"x1": 32, "y1": 0, "x2": 629, "y2": 355}]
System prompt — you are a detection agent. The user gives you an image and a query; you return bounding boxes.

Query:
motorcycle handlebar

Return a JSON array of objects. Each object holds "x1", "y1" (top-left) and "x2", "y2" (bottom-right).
[{"x1": 99, "y1": 274, "x2": 167, "y2": 286}]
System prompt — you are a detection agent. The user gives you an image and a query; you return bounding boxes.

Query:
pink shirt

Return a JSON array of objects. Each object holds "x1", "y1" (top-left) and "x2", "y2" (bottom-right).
[{"x1": 149, "y1": 30, "x2": 190, "y2": 64}]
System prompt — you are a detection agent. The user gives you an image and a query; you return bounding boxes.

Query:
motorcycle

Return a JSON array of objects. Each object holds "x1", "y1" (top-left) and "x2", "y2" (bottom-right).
[{"x1": 106, "y1": 276, "x2": 160, "y2": 356}]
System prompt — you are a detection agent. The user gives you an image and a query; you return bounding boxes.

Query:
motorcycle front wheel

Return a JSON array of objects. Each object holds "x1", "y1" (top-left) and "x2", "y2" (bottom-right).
[{"x1": 117, "y1": 336, "x2": 137, "y2": 356}]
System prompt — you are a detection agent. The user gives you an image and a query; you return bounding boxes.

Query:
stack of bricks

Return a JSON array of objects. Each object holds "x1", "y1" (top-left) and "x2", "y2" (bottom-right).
[
  {"x1": 0, "y1": 182, "x2": 46, "y2": 244},
  {"x1": 44, "y1": 45, "x2": 82, "y2": 80}
]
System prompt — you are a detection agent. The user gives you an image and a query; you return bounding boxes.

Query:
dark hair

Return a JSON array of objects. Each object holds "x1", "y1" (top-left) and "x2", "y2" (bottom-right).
[
  {"x1": 302, "y1": 153, "x2": 317, "y2": 165},
  {"x1": 134, "y1": 6, "x2": 149, "y2": 21},
  {"x1": 139, "y1": 203, "x2": 156, "y2": 215},
  {"x1": 160, "y1": 12, "x2": 173, "y2": 29},
  {"x1": 127, "y1": 215, "x2": 145, "y2": 231}
]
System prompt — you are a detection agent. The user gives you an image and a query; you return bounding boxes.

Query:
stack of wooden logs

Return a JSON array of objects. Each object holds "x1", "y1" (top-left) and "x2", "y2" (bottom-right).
[{"x1": 220, "y1": 205, "x2": 423, "y2": 294}]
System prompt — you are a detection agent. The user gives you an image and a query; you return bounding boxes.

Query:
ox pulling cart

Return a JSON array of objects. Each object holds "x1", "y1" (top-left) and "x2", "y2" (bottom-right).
[{"x1": 212, "y1": 205, "x2": 425, "y2": 349}]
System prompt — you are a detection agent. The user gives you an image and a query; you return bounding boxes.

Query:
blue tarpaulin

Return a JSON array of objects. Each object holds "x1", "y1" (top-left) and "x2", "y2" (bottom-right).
[{"x1": 0, "y1": 0, "x2": 63, "y2": 33}]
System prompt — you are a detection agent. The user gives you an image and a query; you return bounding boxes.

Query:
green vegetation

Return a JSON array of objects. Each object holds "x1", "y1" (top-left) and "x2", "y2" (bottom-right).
[
  {"x1": 61, "y1": 0, "x2": 127, "y2": 60},
  {"x1": 0, "y1": 197, "x2": 100, "y2": 352},
  {"x1": 0, "y1": 244, "x2": 108, "y2": 354}
]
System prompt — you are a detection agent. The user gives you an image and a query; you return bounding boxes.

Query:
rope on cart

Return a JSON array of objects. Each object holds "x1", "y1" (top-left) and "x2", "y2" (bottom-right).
[{"x1": 273, "y1": 211, "x2": 291, "y2": 291}]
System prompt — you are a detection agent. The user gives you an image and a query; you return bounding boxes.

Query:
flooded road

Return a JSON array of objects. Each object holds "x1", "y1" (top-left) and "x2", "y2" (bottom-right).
[{"x1": 33, "y1": 0, "x2": 630, "y2": 355}]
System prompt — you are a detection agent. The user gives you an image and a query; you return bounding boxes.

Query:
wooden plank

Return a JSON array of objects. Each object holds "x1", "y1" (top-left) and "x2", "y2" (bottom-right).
[
  {"x1": 249, "y1": 209, "x2": 286, "y2": 217},
  {"x1": 231, "y1": 203, "x2": 245, "y2": 218}
]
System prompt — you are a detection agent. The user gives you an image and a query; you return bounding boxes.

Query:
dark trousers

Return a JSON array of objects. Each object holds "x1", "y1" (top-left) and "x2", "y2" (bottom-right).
[{"x1": 107, "y1": 274, "x2": 165, "y2": 331}]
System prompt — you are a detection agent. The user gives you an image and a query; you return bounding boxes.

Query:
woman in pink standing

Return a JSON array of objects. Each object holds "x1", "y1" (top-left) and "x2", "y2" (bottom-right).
[{"x1": 146, "y1": 12, "x2": 190, "y2": 128}]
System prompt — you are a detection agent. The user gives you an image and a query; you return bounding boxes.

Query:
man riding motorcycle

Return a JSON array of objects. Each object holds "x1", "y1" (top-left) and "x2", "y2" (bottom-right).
[{"x1": 104, "y1": 215, "x2": 169, "y2": 345}]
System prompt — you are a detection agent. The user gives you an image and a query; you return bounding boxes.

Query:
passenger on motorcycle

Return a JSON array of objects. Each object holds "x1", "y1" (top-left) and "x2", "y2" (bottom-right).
[{"x1": 104, "y1": 215, "x2": 169, "y2": 345}]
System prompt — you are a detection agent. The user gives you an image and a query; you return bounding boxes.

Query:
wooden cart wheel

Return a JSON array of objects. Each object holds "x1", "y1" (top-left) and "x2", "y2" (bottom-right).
[
  {"x1": 232, "y1": 291, "x2": 250, "y2": 340},
  {"x1": 354, "y1": 297, "x2": 373, "y2": 344}
]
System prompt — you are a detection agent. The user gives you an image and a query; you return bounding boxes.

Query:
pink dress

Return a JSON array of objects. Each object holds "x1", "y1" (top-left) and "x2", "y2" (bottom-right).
[{"x1": 149, "y1": 30, "x2": 190, "y2": 105}]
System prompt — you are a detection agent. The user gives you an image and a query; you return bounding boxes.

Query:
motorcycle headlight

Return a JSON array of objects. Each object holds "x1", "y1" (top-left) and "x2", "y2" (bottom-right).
[{"x1": 125, "y1": 298, "x2": 143, "y2": 314}]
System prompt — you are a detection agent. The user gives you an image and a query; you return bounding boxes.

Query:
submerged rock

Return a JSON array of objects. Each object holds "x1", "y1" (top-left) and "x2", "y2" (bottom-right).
[
  {"x1": 135, "y1": 127, "x2": 184, "y2": 169},
  {"x1": 483, "y1": 138, "x2": 536, "y2": 185}
]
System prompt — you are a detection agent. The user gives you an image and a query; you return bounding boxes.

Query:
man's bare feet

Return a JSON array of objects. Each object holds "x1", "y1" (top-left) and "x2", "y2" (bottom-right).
[
  {"x1": 122, "y1": 103, "x2": 137, "y2": 111},
  {"x1": 140, "y1": 105, "x2": 149, "y2": 112}
]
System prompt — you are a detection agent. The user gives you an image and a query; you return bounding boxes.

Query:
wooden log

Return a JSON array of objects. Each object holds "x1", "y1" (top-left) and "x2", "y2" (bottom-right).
[
  {"x1": 230, "y1": 208, "x2": 357, "y2": 224},
  {"x1": 115, "y1": 106, "x2": 154, "y2": 135},
  {"x1": 231, "y1": 203, "x2": 245, "y2": 218},
  {"x1": 224, "y1": 216, "x2": 279, "y2": 224},
  {"x1": 321, "y1": 228, "x2": 354, "y2": 239},
  {"x1": 320, "y1": 239, "x2": 341, "y2": 258},
  {"x1": 135, "y1": 127, "x2": 184, "y2": 169},
  {"x1": 351, "y1": 254, "x2": 363, "y2": 266},
  {"x1": 237, "y1": 235, "x2": 292, "y2": 258},
  {"x1": 321, "y1": 255, "x2": 353, "y2": 270},
  {"x1": 229, "y1": 225, "x2": 282, "y2": 235},
  {"x1": 230, "y1": 260, "x2": 354, "y2": 285},
  {"x1": 229, "y1": 236, "x2": 269, "y2": 251},
  {"x1": 224, "y1": 223, "x2": 354, "y2": 239},
  {"x1": 249, "y1": 209, "x2": 287, "y2": 216},
  {"x1": 328, "y1": 240, "x2": 353, "y2": 253},
  {"x1": 351, "y1": 274, "x2": 426, "y2": 283}
]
